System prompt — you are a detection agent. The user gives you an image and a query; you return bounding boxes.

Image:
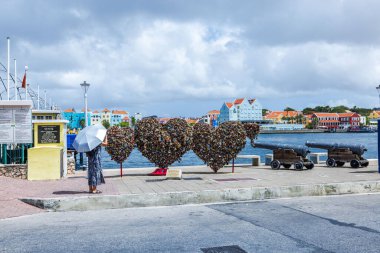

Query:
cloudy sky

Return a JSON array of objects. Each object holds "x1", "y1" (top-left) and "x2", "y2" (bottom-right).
[{"x1": 1, "y1": 0, "x2": 380, "y2": 117}]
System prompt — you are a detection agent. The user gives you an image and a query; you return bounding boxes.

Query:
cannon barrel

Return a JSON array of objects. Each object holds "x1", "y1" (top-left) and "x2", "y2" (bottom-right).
[
  {"x1": 254, "y1": 142, "x2": 310, "y2": 157},
  {"x1": 305, "y1": 141, "x2": 367, "y2": 155}
]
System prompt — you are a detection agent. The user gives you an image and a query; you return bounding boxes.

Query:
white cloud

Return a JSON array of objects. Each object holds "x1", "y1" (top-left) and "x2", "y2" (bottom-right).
[{"x1": 1, "y1": 1, "x2": 380, "y2": 115}]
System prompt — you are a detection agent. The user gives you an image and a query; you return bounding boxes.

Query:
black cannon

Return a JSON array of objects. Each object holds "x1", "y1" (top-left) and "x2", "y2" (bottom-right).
[
  {"x1": 305, "y1": 141, "x2": 369, "y2": 168},
  {"x1": 254, "y1": 142, "x2": 314, "y2": 170}
]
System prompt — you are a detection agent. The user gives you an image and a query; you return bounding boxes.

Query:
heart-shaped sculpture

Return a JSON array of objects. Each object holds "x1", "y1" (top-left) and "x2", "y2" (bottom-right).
[
  {"x1": 106, "y1": 126, "x2": 135, "y2": 164},
  {"x1": 192, "y1": 123, "x2": 212, "y2": 164},
  {"x1": 192, "y1": 121, "x2": 247, "y2": 172},
  {"x1": 243, "y1": 123, "x2": 260, "y2": 145},
  {"x1": 135, "y1": 118, "x2": 192, "y2": 168}
]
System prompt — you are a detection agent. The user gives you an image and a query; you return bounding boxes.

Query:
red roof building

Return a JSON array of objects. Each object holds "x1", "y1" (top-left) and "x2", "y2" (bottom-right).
[
  {"x1": 338, "y1": 112, "x2": 361, "y2": 129},
  {"x1": 311, "y1": 113, "x2": 340, "y2": 129}
]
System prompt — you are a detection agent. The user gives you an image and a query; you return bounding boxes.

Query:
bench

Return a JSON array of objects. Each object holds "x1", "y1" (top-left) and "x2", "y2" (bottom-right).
[
  {"x1": 236, "y1": 155, "x2": 260, "y2": 166},
  {"x1": 265, "y1": 154, "x2": 273, "y2": 165},
  {"x1": 309, "y1": 152, "x2": 327, "y2": 164}
]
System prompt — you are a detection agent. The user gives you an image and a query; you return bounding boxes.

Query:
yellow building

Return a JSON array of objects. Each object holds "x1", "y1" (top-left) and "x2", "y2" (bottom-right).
[
  {"x1": 368, "y1": 110, "x2": 380, "y2": 119},
  {"x1": 101, "y1": 108, "x2": 111, "y2": 123},
  {"x1": 32, "y1": 109, "x2": 61, "y2": 120}
]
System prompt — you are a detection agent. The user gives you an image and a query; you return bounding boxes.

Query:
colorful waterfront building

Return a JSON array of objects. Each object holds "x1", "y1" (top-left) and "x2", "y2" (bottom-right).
[
  {"x1": 101, "y1": 108, "x2": 111, "y2": 124},
  {"x1": 111, "y1": 110, "x2": 128, "y2": 126},
  {"x1": 62, "y1": 108, "x2": 91, "y2": 130},
  {"x1": 90, "y1": 110, "x2": 101, "y2": 125},
  {"x1": 264, "y1": 111, "x2": 302, "y2": 124},
  {"x1": 311, "y1": 113, "x2": 340, "y2": 129},
  {"x1": 219, "y1": 98, "x2": 262, "y2": 123},
  {"x1": 338, "y1": 112, "x2": 361, "y2": 129},
  {"x1": 207, "y1": 110, "x2": 220, "y2": 127}
]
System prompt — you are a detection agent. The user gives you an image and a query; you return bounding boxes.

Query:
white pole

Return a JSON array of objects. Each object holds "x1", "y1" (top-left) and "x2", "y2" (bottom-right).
[
  {"x1": 49, "y1": 98, "x2": 52, "y2": 109},
  {"x1": 37, "y1": 85, "x2": 40, "y2": 110},
  {"x1": 14, "y1": 59, "x2": 17, "y2": 100},
  {"x1": 7, "y1": 37, "x2": 10, "y2": 100},
  {"x1": 85, "y1": 90, "x2": 88, "y2": 127},
  {"x1": 44, "y1": 90, "x2": 47, "y2": 109}
]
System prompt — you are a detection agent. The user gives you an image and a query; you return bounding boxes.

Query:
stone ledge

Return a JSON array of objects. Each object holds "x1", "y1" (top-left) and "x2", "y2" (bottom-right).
[
  {"x1": 20, "y1": 180, "x2": 380, "y2": 211},
  {"x1": 0, "y1": 164, "x2": 27, "y2": 179}
]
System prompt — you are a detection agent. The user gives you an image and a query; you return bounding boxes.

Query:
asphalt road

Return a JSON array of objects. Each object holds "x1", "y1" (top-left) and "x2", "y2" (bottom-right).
[{"x1": 1, "y1": 194, "x2": 380, "y2": 253}]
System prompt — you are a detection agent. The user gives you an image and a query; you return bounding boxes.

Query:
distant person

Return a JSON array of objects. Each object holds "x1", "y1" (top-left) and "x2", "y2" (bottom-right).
[{"x1": 86, "y1": 136, "x2": 108, "y2": 194}]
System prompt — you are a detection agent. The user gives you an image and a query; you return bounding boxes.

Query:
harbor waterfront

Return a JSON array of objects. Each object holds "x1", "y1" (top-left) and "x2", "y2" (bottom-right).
[{"x1": 100, "y1": 132, "x2": 377, "y2": 169}]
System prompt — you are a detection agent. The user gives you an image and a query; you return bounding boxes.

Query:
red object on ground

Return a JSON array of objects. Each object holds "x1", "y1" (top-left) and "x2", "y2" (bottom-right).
[
  {"x1": 148, "y1": 168, "x2": 168, "y2": 176},
  {"x1": 120, "y1": 163, "x2": 123, "y2": 178}
]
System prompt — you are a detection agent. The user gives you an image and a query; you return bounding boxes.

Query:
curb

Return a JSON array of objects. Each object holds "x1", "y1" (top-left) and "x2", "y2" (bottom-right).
[{"x1": 20, "y1": 180, "x2": 380, "y2": 211}]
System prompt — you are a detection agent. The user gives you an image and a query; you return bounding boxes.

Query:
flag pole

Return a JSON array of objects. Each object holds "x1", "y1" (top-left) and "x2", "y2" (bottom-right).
[
  {"x1": 7, "y1": 37, "x2": 10, "y2": 100},
  {"x1": 44, "y1": 90, "x2": 47, "y2": 109},
  {"x1": 37, "y1": 85, "x2": 40, "y2": 110},
  {"x1": 14, "y1": 59, "x2": 17, "y2": 101},
  {"x1": 24, "y1": 66, "x2": 28, "y2": 100}
]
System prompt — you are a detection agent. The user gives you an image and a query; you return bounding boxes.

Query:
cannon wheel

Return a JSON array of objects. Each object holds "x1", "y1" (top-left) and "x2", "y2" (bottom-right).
[
  {"x1": 305, "y1": 162, "x2": 314, "y2": 170},
  {"x1": 293, "y1": 161, "x2": 304, "y2": 171},
  {"x1": 270, "y1": 160, "x2": 281, "y2": 170},
  {"x1": 336, "y1": 161, "x2": 345, "y2": 167},
  {"x1": 361, "y1": 161, "x2": 369, "y2": 167},
  {"x1": 283, "y1": 164, "x2": 292, "y2": 169},
  {"x1": 350, "y1": 159, "x2": 360, "y2": 168},
  {"x1": 326, "y1": 158, "x2": 336, "y2": 167}
]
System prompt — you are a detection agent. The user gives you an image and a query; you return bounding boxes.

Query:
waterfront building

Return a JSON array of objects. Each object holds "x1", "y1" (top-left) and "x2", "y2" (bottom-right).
[
  {"x1": 135, "y1": 113, "x2": 143, "y2": 122},
  {"x1": 122, "y1": 116, "x2": 130, "y2": 124},
  {"x1": 159, "y1": 117, "x2": 171, "y2": 124},
  {"x1": 62, "y1": 108, "x2": 90, "y2": 129},
  {"x1": 338, "y1": 112, "x2": 361, "y2": 129},
  {"x1": 90, "y1": 110, "x2": 101, "y2": 125},
  {"x1": 219, "y1": 98, "x2": 262, "y2": 123},
  {"x1": 185, "y1": 118, "x2": 199, "y2": 126},
  {"x1": 264, "y1": 111, "x2": 302, "y2": 124},
  {"x1": 360, "y1": 116, "x2": 367, "y2": 125},
  {"x1": 101, "y1": 108, "x2": 111, "y2": 124},
  {"x1": 111, "y1": 110, "x2": 128, "y2": 126},
  {"x1": 311, "y1": 113, "x2": 340, "y2": 129},
  {"x1": 368, "y1": 110, "x2": 380, "y2": 120},
  {"x1": 207, "y1": 110, "x2": 220, "y2": 127}
]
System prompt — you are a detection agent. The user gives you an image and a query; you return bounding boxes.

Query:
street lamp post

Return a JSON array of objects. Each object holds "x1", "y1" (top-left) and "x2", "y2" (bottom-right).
[
  {"x1": 80, "y1": 81, "x2": 90, "y2": 128},
  {"x1": 376, "y1": 85, "x2": 380, "y2": 173}
]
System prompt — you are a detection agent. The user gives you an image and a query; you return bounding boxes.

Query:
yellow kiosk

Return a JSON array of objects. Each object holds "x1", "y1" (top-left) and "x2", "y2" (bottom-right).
[{"x1": 28, "y1": 118, "x2": 68, "y2": 180}]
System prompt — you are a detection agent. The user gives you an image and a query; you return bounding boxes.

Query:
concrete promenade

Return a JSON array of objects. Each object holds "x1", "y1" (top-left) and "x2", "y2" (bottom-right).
[{"x1": 1, "y1": 161, "x2": 380, "y2": 219}]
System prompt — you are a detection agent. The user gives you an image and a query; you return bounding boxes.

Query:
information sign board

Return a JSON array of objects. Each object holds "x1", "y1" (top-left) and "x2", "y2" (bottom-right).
[
  {"x1": 37, "y1": 125, "x2": 60, "y2": 144},
  {"x1": 0, "y1": 101, "x2": 32, "y2": 144}
]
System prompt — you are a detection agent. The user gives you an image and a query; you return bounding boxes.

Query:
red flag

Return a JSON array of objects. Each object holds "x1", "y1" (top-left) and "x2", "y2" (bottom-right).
[{"x1": 21, "y1": 73, "x2": 26, "y2": 88}]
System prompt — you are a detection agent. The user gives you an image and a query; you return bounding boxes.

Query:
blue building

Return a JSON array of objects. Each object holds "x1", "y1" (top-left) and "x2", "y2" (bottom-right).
[
  {"x1": 62, "y1": 109, "x2": 91, "y2": 130},
  {"x1": 219, "y1": 98, "x2": 263, "y2": 123},
  {"x1": 110, "y1": 110, "x2": 128, "y2": 126}
]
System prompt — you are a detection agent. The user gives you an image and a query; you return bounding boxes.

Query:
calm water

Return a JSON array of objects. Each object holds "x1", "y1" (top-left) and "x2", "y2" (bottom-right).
[{"x1": 100, "y1": 132, "x2": 377, "y2": 169}]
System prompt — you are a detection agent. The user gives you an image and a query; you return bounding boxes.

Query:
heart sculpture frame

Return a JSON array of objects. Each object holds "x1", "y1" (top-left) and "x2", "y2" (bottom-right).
[
  {"x1": 243, "y1": 123, "x2": 260, "y2": 145},
  {"x1": 105, "y1": 126, "x2": 135, "y2": 177},
  {"x1": 192, "y1": 121, "x2": 247, "y2": 173},
  {"x1": 134, "y1": 118, "x2": 192, "y2": 174}
]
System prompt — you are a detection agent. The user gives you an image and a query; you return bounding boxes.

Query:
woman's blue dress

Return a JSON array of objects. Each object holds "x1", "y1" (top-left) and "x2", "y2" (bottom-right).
[{"x1": 86, "y1": 145, "x2": 105, "y2": 186}]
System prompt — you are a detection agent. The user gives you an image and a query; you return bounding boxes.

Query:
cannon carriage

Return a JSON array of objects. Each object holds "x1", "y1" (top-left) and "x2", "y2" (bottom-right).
[
  {"x1": 254, "y1": 142, "x2": 314, "y2": 170},
  {"x1": 305, "y1": 142, "x2": 369, "y2": 168}
]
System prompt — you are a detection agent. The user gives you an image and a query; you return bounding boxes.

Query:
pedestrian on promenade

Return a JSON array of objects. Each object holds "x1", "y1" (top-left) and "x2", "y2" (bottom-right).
[{"x1": 87, "y1": 136, "x2": 108, "y2": 194}]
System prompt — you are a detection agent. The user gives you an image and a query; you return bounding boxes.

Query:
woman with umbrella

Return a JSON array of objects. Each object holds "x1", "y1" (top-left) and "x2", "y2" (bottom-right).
[{"x1": 73, "y1": 124, "x2": 108, "y2": 194}]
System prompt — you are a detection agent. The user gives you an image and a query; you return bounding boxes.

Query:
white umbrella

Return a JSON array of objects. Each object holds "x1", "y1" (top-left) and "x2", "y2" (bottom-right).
[{"x1": 73, "y1": 124, "x2": 107, "y2": 152}]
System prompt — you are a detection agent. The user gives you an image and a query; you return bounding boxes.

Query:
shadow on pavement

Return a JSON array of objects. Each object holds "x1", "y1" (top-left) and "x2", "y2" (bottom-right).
[{"x1": 53, "y1": 191, "x2": 89, "y2": 195}]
